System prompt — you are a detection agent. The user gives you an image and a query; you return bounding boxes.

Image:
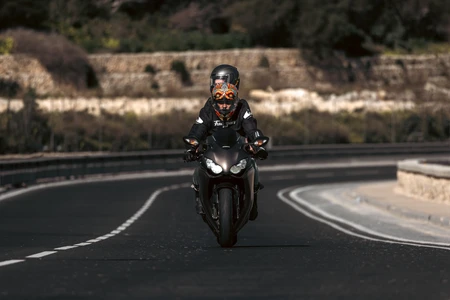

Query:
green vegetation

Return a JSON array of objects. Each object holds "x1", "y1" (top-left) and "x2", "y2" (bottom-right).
[
  {"x1": 1, "y1": 104, "x2": 449, "y2": 153},
  {"x1": 0, "y1": 0, "x2": 448, "y2": 57},
  {"x1": 0, "y1": 36, "x2": 13, "y2": 54}
]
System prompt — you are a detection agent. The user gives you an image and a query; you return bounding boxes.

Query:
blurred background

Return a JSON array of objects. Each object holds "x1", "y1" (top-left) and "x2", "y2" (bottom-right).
[{"x1": 0, "y1": 0, "x2": 450, "y2": 154}]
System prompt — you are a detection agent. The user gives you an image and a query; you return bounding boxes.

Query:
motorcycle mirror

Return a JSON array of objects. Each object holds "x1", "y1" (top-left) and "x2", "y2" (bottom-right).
[
  {"x1": 183, "y1": 136, "x2": 199, "y2": 147},
  {"x1": 253, "y1": 136, "x2": 269, "y2": 147},
  {"x1": 255, "y1": 148, "x2": 268, "y2": 160}
]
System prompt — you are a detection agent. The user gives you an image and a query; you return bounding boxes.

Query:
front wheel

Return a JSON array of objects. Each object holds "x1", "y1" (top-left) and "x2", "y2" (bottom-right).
[{"x1": 217, "y1": 188, "x2": 236, "y2": 247}]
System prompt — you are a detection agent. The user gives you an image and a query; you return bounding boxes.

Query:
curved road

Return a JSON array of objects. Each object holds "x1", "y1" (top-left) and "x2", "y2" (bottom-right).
[{"x1": 0, "y1": 163, "x2": 449, "y2": 299}]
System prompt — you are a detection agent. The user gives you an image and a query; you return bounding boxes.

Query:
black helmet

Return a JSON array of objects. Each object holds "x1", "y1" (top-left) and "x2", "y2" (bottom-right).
[{"x1": 210, "y1": 64, "x2": 240, "y2": 92}]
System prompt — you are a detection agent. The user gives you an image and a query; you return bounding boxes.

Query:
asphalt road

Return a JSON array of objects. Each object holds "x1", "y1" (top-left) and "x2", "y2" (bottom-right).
[{"x1": 0, "y1": 164, "x2": 449, "y2": 299}]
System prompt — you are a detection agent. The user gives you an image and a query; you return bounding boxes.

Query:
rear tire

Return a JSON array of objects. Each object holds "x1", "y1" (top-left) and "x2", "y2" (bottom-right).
[{"x1": 217, "y1": 188, "x2": 235, "y2": 247}]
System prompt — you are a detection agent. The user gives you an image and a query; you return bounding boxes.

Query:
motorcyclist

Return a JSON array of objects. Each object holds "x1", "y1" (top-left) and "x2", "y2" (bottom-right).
[{"x1": 183, "y1": 64, "x2": 267, "y2": 221}]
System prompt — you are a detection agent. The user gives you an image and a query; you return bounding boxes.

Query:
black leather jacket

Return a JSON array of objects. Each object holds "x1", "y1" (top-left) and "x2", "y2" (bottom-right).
[{"x1": 187, "y1": 98, "x2": 264, "y2": 144}]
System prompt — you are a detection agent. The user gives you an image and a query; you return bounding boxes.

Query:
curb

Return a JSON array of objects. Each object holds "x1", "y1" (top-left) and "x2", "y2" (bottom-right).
[{"x1": 344, "y1": 187, "x2": 450, "y2": 229}]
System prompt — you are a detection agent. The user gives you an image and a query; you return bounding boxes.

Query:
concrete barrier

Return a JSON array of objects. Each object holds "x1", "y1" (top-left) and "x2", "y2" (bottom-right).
[{"x1": 397, "y1": 159, "x2": 450, "y2": 204}]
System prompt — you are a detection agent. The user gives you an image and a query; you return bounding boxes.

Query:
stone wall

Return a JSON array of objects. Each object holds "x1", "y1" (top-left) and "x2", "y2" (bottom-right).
[
  {"x1": 89, "y1": 49, "x2": 450, "y2": 96},
  {"x1": 0, "y1": 55, "x2": 56, "y2": 95},
  {"x1": 397, "y1": 160, "x2": 450, "y2": 204},
  {"x1": 1, "y1": 48, "x2": 450, "y2": 97}
]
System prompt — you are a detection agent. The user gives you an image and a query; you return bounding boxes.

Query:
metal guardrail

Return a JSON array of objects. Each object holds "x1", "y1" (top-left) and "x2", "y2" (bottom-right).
[{"x1": 0, "y1": 142, "x2": 449, "y2": 188}]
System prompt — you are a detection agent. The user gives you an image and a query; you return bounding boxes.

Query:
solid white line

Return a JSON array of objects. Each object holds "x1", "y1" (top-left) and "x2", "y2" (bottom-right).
[
  {"x1": 0, "y1": 169, "x2": 195, "y2": 204},
  {"x1": 54, "y1": 246, "x2": 78, "y2": 250},
  {"x1": 26, "y1": 251, "x2": 58, "y2": 258},
  {"x1": 278, "y1": 187, "x2": 450, "y2": 251},
  {"x1": 289, "y1": 186, "x2": 450, "y2": 247},
  {"x1": 0, "y1": 260, "x2": 24, "y2": 267}
]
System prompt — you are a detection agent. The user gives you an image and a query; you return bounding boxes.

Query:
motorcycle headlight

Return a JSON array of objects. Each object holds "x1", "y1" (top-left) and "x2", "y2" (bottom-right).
[
  {"x1": 230, "y1": 159, "x2": 247, "y2": 174},
  {"x1": 205, "y1": 158, "x2": 223, "y2": 174}
]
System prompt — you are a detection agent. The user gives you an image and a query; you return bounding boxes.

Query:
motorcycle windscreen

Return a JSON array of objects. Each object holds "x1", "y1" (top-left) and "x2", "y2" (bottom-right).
[{"x1": 212, "y1": 127, "x2": 240, "y2": 148}]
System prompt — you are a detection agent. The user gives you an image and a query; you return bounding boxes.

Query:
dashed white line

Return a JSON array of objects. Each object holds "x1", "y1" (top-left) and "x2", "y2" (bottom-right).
[
  {"x1": 0, "y1": 260, "x2": 24, "y2": 267},
  {"x1": 1, "y1": 182, "x2": 191, "y2": 268},
  {"x1": 54, "y1": 246, "x2": 79, "y2": 250},
  {"x1": 26, "y1": 251, "x2": 58, "y2": 258},
  {"x1": 74, "y1": 242, "x2": 91, "y2": 246}
]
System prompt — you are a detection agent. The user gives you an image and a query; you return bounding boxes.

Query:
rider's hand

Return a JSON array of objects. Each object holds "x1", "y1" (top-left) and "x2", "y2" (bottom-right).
[
  {"x1": 245, "y1": 144, "x2": 256, "y2": 154},
  {"x1": 183, "y1": 148, "x2": 197, "y2": 162}
]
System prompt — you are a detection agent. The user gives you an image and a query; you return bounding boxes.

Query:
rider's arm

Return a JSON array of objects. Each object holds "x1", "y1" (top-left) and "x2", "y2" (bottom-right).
[
  {"x1": 240, "y1": 99, "x2": 264, "y2": 142},
  {"x1": 186, "y1": 101, "x2": 212, "y2": 147}
]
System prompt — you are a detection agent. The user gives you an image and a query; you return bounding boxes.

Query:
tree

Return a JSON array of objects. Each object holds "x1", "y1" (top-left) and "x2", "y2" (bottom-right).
[{"x1": 0, "y1": 0, "x2": 50, "y2": 31}]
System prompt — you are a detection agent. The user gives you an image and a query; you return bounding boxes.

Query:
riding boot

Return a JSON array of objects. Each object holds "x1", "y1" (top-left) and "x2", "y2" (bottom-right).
[
  {"x1": 249, "y1": 182, "x2": 263, "y2": 221},
  {"x1": 192, "y1": 184, "x2": 204, "y2": 215}
]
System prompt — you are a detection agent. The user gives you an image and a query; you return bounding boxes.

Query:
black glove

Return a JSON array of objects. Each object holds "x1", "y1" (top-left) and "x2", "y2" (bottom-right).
[{"x1": 183, "y1": 148, "x2": 197, "y2": 162}]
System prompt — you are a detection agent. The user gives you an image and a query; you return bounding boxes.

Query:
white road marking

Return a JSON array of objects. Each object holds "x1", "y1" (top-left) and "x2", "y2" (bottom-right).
[
  {"x1": 0, "y1": 260, "x2": 24, "y2": 267},
  {"x1": 1, "y1": 182, "x2": 191, "y2": 268},
  {"x1": 54, "y1": 246, "x2": 78, "y2": 250},
  {"x1": 0, "y1": 169, "x2": 195, "y2": 204},
  {"x1": 0, "y1": 160, "x2": 410, "y2": 269},
  {"x1": 278, "y1": 186, "x2": 450, "y2": 251},
  {"x1": 74, "y1": 242, "x2": 91, "y2": 246},
  {"x1": 26, "y1": 251, "x2": 58, "y2": 258}
]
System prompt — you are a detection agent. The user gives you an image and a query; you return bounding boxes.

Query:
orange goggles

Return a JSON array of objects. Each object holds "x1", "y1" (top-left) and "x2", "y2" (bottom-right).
[{"x1": 212, "y1": 83, "x2": 237, "y2": 104}]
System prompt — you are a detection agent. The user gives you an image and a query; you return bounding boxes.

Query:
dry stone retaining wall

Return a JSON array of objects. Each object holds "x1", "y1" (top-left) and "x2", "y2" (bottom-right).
[
  {"x1": 397, "y1": 159, "x2": 450, "y2": 204},
  {"x1": 1, "y1": 48, "x2": 450, "y2": 97},
  {"x1": 0, "y1": 55, "x2": 56, "y2": 95}
]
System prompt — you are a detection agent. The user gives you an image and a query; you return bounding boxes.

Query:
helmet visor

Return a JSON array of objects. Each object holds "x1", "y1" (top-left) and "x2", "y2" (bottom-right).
[{"x1": 211, "y1": 75, "x2": 231, "y2": 87}]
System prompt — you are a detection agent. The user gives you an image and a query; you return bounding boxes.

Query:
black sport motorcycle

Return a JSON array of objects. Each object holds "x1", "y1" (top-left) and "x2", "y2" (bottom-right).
[{"x1": 183, "y1": 127, "x2": 269, "y2": 247}]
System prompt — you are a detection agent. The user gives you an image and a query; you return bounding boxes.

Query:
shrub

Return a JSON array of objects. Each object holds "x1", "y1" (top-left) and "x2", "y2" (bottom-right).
[
  {"x1": 258, "y1": 56, "x2": 270, "y2": 68},
  {"x1": 0, "y1": 78, "x2": 20, "y2": 98},
  {"x1": 0, "y1": 28, "x2": 99, "y2": 92},
  {"x1": 171, "y1": 60, "x2": 192, "y2": 86},
  {"x1": 145, "y1": 64, "x2": 157, "y2": 74},
  {"x1": 0, "y1": 36, "x2": 14, "y2": 54}
]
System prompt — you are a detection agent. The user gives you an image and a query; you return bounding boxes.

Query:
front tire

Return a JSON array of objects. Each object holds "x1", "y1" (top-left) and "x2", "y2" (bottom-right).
[{"x1": 217, "y1": 188, "x2": 236, "y2": 247}]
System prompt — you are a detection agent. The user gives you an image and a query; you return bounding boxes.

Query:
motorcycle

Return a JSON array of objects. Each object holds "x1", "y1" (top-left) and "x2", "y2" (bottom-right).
[{"x1": 183, "y1": 127, "x2": 269, "y2": 248}]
